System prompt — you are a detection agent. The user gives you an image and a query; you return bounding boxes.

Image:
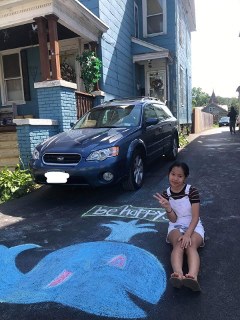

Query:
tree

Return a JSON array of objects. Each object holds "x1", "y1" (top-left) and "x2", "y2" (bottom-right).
[
  {"x1": 216, "y1": 96, "x2": 239, "y2": 109},
  {"x1": 192, "y1": 87, "x2": 210, "y2": 107}
]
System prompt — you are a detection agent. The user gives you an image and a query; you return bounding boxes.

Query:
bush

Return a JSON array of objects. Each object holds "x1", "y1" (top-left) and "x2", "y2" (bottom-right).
[
  {"x1": 76, "y1": 51, "x2": 102, "y2": 93},
  {"x1": 0, "y1": 165, "x2": 35, "y2": 203},
  {"x1": 179, "y1": 132, "x2": 189, "y2": 148}
]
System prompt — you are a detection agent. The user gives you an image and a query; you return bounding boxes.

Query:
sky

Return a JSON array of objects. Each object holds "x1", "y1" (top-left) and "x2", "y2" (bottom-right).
[{"x1": 191, "y1": 0, "x2": 240, "y2": 98}]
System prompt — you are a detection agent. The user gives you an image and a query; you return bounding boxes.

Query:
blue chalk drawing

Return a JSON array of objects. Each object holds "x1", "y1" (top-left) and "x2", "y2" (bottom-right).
[{"x1": 0, "y1": 220, "x2": 166, "y2": 318}]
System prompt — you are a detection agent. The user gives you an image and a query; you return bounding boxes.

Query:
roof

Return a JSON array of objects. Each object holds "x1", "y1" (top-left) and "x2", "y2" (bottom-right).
[{"x1": 0, "y1": 0, "x2": 109, "y2": 42}]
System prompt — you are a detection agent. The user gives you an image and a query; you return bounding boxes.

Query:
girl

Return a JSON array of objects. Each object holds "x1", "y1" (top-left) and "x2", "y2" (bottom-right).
[{"x1": 153, "y1": 161, "x2": 204, "y2": 291}]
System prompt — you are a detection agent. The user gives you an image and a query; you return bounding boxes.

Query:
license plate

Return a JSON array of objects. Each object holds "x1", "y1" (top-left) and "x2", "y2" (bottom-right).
[{"x1": 45, "y1": 171, "x2": 69, "y2": 183}]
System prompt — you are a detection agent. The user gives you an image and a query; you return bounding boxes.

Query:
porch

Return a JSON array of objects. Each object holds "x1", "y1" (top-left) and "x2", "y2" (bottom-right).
[{"x1": 0, "y1": 0, "x2": 108, "y2": 169}]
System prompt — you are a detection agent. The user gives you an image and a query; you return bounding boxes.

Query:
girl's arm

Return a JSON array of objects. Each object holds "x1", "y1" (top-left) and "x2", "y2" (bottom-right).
[
  {"x1": 153, "y1": 193, "x2": 177, "y2": 222},
  {"x1": 178, "y1": 202, "x2": 200, "y2": 248},
  {"x1": 185, "y1": 203, "x2": 200, "y2": 236}
]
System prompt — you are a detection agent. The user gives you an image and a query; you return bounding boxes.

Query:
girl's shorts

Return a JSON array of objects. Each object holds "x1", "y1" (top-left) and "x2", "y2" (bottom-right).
[{"x1": 166, "y1": 223, "x2": 205, "y2": 247}]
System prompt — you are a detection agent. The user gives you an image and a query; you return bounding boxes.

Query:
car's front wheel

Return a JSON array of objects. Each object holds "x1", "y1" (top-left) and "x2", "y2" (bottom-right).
[
  {"x1": 122, "y1": 151, "x2": 145, "y2": 191},
  {"x1": 165, "y1": 135, "x2": 178, "y2": 160}
]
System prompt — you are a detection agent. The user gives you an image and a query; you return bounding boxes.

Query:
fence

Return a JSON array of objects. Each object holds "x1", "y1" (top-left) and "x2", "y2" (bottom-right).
[
  {"x1": 192, "y1": 108, "x2": 213, "y2": 133},
  {"x1": 75, "y1": 91, "x2": 95, "y2": 119}
]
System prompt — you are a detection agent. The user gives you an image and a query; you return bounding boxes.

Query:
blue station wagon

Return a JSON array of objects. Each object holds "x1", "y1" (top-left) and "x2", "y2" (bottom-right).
[{"x1": 30, "y1": 97, "x2": 179, "y2": 190}]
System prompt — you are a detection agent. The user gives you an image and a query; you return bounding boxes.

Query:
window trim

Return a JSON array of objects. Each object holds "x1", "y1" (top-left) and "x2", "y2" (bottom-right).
[
  {"x1": 179, "y1": 19, "x2": 184, "y2": 48},
  {"x1": 0, "y1": 49, "x2": 25, "y2": 106},
  {"x1": 179, "y1": 66, "x2": 184, "y2": 107},
  {"x1": 142, "y1": 0, "x2": 167, "y2": 37},
  {"x1": 134, "y1": 2, "x2": 140, "y2": 38}
]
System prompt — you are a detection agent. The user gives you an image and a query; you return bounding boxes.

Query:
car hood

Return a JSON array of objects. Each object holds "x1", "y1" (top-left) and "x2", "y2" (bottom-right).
[{"x1": 38, "y1": 127, "x2": 137, "y2": 154}]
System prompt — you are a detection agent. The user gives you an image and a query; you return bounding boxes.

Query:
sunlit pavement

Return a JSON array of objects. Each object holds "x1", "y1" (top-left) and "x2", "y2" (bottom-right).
[{"x1": 0, "y1": 126, "x2": 239, "y2": 320}]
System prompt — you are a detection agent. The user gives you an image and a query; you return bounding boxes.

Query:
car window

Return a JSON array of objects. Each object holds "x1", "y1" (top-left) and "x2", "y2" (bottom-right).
[
  {"x1": 143, "y1": 104, "x2": 158, "y2": 120},
  {"x1": 161, "y1": 105, "x2": 174, "y2": 117},
  {"x1": 74, "y1": 105, "x2": 141, "y2": 129},
  {"x1": 153, "y1": 104, "x2": 170, "y2": 121}
]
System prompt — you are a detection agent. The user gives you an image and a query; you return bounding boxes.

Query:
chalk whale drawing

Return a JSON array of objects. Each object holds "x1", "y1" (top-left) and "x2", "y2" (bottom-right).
[{"x1": 0, "y1": 220, "x2": 166, "y2": 318}]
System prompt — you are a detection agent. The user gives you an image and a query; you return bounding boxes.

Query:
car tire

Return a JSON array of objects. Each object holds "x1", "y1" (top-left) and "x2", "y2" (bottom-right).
[
  {"x1": 122, "y1": 151, "x2": 145, "y2": 191},
  {"x1": 165, "y1": 135, "x2": 178, "y2": 161}
]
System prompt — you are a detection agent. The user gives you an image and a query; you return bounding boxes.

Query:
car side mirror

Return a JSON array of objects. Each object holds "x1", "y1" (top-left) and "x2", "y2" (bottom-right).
[
  {"x1": 70, "y1": 122, "x2": 75, "y2": 128},
  {"x1": 145, "y1": 118, "x2": 159, "y2": 126}
]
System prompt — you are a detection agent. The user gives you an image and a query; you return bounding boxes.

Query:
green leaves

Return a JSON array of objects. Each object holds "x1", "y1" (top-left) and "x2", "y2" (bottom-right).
[
  {"x1": 0, "y1": 165, "x2": 34, "y2": 203},
  {"x1": 76, "y1": 51, "x2": 102, "y2": 93},
  {"x1": 179, "y1": 132, "x2": 189, "y2": 148}
]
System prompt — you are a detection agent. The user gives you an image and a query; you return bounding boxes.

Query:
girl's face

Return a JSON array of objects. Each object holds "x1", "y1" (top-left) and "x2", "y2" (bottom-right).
[{"x1": 169, "y1": 166, "x2": 186, "y2": 190}]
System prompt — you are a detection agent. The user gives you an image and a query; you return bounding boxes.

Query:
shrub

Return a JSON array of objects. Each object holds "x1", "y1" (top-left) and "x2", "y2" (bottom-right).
[
  {"x1": 0, "y1": 165, "x2": 35, "y2": 203},
  {"x1": 76, "y1": 51, "x2": 102, "y2": 93},
  {"x1": 179, "y1": 132, "x2": 189, "y2": 148}
]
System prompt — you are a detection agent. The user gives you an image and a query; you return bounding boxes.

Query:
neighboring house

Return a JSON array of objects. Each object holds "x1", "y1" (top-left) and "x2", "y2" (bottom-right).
[
  {"x1": 202, "y1": 91, "x2": 228, "y2": 123},
  {"x1": 0, "y1": 0, "x2": 196, "y2": 168}
]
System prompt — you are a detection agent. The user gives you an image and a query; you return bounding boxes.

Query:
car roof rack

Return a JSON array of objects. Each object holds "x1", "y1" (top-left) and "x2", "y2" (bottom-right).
[{"x1": 107, "y1": 96, "x2": 162, "y2": 103}]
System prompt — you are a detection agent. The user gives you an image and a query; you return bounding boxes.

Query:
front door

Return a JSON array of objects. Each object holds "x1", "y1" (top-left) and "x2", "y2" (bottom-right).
[{"x1": 146, "y1": 71, "x2": 165, "y2": 102}]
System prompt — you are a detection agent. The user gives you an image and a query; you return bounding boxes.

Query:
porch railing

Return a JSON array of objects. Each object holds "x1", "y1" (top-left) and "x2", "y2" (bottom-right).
[{"x1": 75, "y1": 91, "x2": 95, "y2": 119}]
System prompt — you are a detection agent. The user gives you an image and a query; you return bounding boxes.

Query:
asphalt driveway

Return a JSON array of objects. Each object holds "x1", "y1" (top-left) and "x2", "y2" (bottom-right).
[{"x1": 0, "y1": 126, "x2": 239, "y2": 320}]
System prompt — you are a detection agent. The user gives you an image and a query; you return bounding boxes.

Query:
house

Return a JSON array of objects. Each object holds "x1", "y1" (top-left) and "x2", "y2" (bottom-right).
[
  {"x1": 202, "y1": 91, "x2": 228, "y2": 123},
  {"x1": 0, "y1": 0, "x2": 196, "y2": 169}
]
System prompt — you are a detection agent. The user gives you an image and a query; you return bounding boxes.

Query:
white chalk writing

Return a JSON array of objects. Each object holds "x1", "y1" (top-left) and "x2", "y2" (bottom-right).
[{"x1": 82, "y1": 205, "x2": 168, "y2": 223}]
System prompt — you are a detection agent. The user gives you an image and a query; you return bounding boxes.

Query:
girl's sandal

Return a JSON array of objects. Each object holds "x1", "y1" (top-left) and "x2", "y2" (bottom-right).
[
  {"x1": 182, "y1": 274, "x2": 201, "y2": 292},
  {"x1": 169, "y1": 272, "x2": 183, "y2": 288}
]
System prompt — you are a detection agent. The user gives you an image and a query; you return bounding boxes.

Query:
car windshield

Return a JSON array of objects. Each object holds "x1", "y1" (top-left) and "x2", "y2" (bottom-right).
[
  {"x1": 220, "y1": 117, "x2": 229, "y2": 121},
  {"x1": 73, "y1": 104, "x2": 141, "y2": 129}
]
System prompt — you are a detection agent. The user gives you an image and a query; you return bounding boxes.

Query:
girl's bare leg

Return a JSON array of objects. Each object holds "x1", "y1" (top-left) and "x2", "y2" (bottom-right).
[
  {"x1": 168, "y1": 229, "x2": 184, "y2": 277},
  {"x1": 185, "y1": 232, "x2": 203, "y2": 279}
]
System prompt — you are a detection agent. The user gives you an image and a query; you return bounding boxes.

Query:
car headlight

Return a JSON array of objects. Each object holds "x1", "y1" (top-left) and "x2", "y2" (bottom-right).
[
  {"x1": 86, "y1": 146, "x2": 119, "y2": 161},
  {"x1": 32, "y1": 148, "x2": 40, "y2": 160}
]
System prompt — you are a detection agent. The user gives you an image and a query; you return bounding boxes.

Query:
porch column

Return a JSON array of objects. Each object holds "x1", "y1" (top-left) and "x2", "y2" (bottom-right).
[
  {"x1": 46, "y1": 14, "x2": 61, "y2": 80},
  {"x1": 34, "y1": 17, "x2": 51, "y2": 81}
]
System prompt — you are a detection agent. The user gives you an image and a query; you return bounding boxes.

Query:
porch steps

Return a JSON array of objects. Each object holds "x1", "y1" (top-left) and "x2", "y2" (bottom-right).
[{"x1": 0, "y1": 132, "x2": 20, "y2": 171}]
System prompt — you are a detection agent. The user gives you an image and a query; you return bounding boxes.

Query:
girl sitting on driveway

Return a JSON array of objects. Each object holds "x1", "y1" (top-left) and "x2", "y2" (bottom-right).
[{"x1": 154, "y1": 161, "x2": 204, "y2": 291}]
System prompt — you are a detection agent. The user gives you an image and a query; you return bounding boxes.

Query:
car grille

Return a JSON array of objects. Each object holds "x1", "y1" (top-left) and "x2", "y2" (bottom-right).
[{"x1": 43, "y1": 153, "x2": 81, "y2": 165}]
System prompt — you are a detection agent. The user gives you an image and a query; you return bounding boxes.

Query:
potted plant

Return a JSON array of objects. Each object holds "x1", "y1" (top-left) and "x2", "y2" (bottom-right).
[{"x1": 76, "y1": 51, "x2": 102, "y2": 93}]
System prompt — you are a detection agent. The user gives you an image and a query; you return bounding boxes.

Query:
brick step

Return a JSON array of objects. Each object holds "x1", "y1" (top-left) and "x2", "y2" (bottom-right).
[
  {"x1": 0, "y1": 132, "x2": 17, "y2": 141},
  {"x1": 0, "y1": 148, "x2": 19, "y2": 158},
  {"x1": 0, "y1": 140, "x2": 18, "y2": 149},
  {"x1": 0, "y1": 165, "x2": 19, "y2": 172},
  {"x1": 0, "y1": 157, "x2": 19, "y2": 167},
  {"x1": 0, "y1": 132, "x2": 19, "y2": 170}
]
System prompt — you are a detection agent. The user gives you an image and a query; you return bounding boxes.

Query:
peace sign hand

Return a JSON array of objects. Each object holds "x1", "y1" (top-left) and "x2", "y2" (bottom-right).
[{"x1": 153, "y1": 193, "x2": 171, "y2": 212}]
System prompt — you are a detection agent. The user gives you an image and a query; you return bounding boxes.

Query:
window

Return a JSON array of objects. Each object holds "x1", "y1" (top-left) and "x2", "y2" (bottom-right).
[
  {"x1": 143, "y1": 104, "x2": 158, "y2": 120},
  {"x1": 143, "y1": 0, "x2": 166, "y2": 37},
  {"x1": 1, "y1": 52, "x2": 24, "y2": 104},
  {"x1": 153, "y1": 104, "x2": 170, "y2": 121},
  {"x1": 134, "y1": 2, "x2": 139, "y2": 38}
]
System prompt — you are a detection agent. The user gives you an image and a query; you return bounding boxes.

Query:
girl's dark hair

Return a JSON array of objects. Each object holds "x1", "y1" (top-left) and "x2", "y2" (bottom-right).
[{"x1": 168, "y1": 161, "x2": 189, "y2": 177}]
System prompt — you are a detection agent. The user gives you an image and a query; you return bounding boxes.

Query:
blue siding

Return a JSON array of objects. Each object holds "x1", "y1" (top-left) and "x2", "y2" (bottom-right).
[
  {"x1": 98, "y1": 0, "x2": 136, "y2": 100},
  {"x1": 176, "y1": 0, "x2": 193, "y2": 124},
  {"x1": 131, "y1": 43, "x2": 158, "y2": 55},
  {"x1": 79, "y1": 0, "x2": 99, "y2": 16}
]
